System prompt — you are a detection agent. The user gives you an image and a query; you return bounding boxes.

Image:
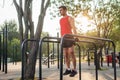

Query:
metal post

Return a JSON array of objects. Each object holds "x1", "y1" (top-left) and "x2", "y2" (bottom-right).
[
  {"x1": 21, "y1": 39, "x2": 26, "y2": 80},
  {"x1": 2, "y1": 29, "x2": 5, "y2": 72},
  {"x1": 13, "y1": 45, "x2": 15, "y2": 64},
  {"x1": 111, "y1": 41, "x2": 116, "y2": 80},
  {"x1": 39, "y1": 38, "x2": 44, "y2": 80},
  {"x1": 111, "y1": 52, "x2": 114, "y2": 67},
  {"x1": 88, "y1": 49, "x2": 90, "y2": 66},
  {"x1": 106, "y1": 48, "x2": 109, "y2": 67},
  {"x1": 57, "y1": 32, "x2": 60, "y2": 69},
  {"x1": 101, "y1": 51, "x2": 103, "y2": 67},
  {"x1": 15, "y1": 45, "x2": 17, "y2": 65},
  {"x1": 75, "y1": 44, "x2": 81, "y2": 80},
  {"x1": 60, "y1": 38, "x2": 63, "y2": 80},
  {"x1": 47, "y1": 34, "x2": 50, "y2": 68},
  {"x1": 119, "y1": 52, "x2": 120, "y2": 67},
  {"x1": 52, "y1": 42, "x2": 55, "y2": 64},
  {"x1": 94, "y1": 45, "x2": 98, "y2": 80},
  {"x1": 5, "y1": 25, "x2": 8, "y2": 74},
  {"x1": 0, "y1": 34, "x2": 1, "y2": 70}
]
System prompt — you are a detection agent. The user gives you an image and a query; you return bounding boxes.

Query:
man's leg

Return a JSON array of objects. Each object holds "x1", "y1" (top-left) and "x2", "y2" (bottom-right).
[
  {"x1": 68, "y1": 46, "x2": 77, "y2": 77},
  {"x1": 63, "y1": 48, "x2": 71, "y2": 75},
  {"x1": 64, "y1": 48, "x2": 70, "y2": 68}
]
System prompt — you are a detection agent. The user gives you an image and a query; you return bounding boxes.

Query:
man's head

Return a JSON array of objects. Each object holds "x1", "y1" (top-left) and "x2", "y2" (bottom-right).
[{"x1": 59, "y1": 6, "x2": 67, "y2": 16}]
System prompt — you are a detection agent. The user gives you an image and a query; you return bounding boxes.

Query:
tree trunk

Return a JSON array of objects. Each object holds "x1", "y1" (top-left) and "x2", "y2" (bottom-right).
[
  {"x1": 25, "y1": 42, "x2": 39, "y2": 79},
  {"x1": 13, "y1": 0, "x2": 50, "y2": 79},
  {"x1": 24, "y1": 8, "x2": 46, "y2": 79},
  {"x1": 24, "y1": 0, "x2": 50, "y2": 79}
]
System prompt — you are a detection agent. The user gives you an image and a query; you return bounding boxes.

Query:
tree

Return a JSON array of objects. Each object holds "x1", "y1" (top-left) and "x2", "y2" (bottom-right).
[
  {"x1": 13, "y1": 0, "x2": 50, "y2": 79},
  {"x1": 90, "y1": 0, "x2": 120, "y2": 69},
  {"x1": 3, "y1": 20, "x2": 19, "y2": 41},
  {"x1": 50, "y1": 0, "x2": 120, "y2": 69},
  {"x1": 0, "y1": 20, "x2": 20, "y2": 62}
]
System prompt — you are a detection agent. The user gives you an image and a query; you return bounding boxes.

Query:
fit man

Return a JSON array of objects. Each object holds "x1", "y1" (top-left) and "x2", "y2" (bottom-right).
[{"x1": 59, "y1": 6, "x2": 77, "y2": 77}]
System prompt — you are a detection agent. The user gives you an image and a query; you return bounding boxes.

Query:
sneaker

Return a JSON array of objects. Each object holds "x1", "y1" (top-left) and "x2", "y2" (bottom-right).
[
  {"x1": 69, "y1": 70, "x2": 77, "y2": 77},
  {"x1": 63, "y1": 69, "x2": 71, "y2": 75}
]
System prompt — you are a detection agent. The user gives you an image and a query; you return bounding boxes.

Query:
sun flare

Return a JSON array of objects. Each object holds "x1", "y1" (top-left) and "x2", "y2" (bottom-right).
[{"x1": 75, "y1": 14, "x2": 95, "y2": 33}]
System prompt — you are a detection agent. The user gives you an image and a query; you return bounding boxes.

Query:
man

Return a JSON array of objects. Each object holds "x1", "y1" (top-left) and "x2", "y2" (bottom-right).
[{"x1": 59, "y1": 6, "x2": 77, "y2": 77}]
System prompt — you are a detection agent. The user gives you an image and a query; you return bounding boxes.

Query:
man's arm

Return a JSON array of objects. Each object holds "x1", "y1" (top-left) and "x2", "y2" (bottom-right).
[{"x1": 68, "y1": 16, "x2": 77, "y2": 34}]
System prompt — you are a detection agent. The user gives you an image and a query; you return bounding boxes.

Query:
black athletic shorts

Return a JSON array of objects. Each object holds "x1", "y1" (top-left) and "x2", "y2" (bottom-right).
[{"x1": 62, "y1": 36, "x2": 75, "y2": 48}]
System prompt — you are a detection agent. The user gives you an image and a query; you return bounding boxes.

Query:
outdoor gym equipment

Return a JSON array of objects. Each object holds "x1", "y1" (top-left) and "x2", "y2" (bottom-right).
[
  {"x1": 21, "y1": 39, "x2": 38, "y2": 80},
  {"x1": 21, "y1": 37, "x2": 60, "y2": 80},
  {"x1": 21, "y1": 34, "x2": 116, "y2": 80},
  {"x1": 59, "y1": 36, "x2": 97, "y2": 80},
  {"x1": 59, "y1": 34, "x2": 116, "y2": 80}
]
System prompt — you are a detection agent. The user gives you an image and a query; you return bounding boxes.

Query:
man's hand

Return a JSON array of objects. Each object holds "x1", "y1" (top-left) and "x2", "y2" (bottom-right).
[{"x1": 74, "y1": 38, "x2": 79, "y2": 42}]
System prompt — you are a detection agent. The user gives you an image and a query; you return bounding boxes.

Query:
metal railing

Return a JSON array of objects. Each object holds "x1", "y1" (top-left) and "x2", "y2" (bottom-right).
[
  {"x1": 60, "y1": 34, "x2": 116, "y2": 80},
  {"x1": 38, "y1": 36, "x2": 60, "y2": 80},
  {"x1": 21, "y1": 39, "x2": 39, "y2": 80},
  {"x1": 21, "y1": 34, "x2": 116, "y2": 80}
]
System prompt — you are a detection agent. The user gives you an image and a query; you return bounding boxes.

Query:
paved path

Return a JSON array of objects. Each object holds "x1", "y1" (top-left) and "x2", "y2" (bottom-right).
[{"x1": 0, "y1": 61, "x2": 120, "y2": 80}]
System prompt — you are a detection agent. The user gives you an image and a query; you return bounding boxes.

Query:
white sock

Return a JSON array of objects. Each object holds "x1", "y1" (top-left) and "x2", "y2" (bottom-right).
[{"x1": 67, "y1": 68, "x2": 71, "y2": 70}]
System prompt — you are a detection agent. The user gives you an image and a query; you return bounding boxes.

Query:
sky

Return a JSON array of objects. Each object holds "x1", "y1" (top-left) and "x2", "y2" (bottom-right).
[
  {"x1": 0, "y1": 0, "x2": 60, "y2": 37},
  {"x1": 0, "y1": 1, "x2": 17, "y2": 24}
]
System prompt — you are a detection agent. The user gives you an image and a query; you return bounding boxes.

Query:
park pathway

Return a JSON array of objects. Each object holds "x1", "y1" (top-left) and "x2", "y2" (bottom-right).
[{"x1": 0, "y1": 61, "x2": 120, "y2": 80}]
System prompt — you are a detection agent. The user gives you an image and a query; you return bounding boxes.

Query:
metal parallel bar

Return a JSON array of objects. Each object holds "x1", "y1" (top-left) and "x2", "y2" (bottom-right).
[
  {"x1": 57, "y1": 41, "x2": 60, "y2": 69},
  {"x1": 60, "y1": 36, "x2": 98, "y2": 80},
  {"x1": 0, "y1": 34, "x2": 1, "y2": 70},
  {"x1": 101, "y1": 51, "x2": 103, "y2": 67},
  {"x1": 77, "y1": 40, "x2": 98, "y2": 80},
  {"x1": 118, "y1": 52, "x2": 120, "y2": 68},
  {"x1": 15, "y1": 45, "x2": 17, "y2": 65},
  {"x1": 87, "y1": 49, "x2": 90, "y2": 66},
  {"x1": 21, "y1": 39, "x2": 38, "y2": 80},
  {"x1": 75, "y1": 34, "x2": 117, "y2": 78},
  {"x1": 111, "y1": 41, "x2": 116, "y2": 80},
  {"x1": 43, "y1": 40, "x2": 60, "y2": 43},
  {"x1": 21, "y1": 34, "x2": 116, "y2": 80},
  {"x1": 2, "y1": 29, "x2": 5, "y2": 72},
  {"x1": 57, "y1": 32, "x2": 60, "y2": 69},
  {"x1": 0, "y1": 27, "x2": 8, "y2": 73},
  {"x1": 60, "y1": 34, "x2": 116, "y2": 80},
  {"x1": 112, "y1": 52, "x2": 114, "y2": 68},
  {"x1": 52, "y1": 42, "x2": 55, "y2": 64},
  {"x1": 47, "y1": 38, "x2": 50, "y2": 68},
  {"x1": 12, "y1": 45, "x2": 15, "y2": 65},
  {"x1": 60, "y1": 37, "x2": 63, "y2": 80},
  {"x1": 38, "y1": 37, "x2": 60, "y2": 80},
  {"x1": 46, "y1": 34, "x2": 50, "y2": 68},
  {"x1": 5, "y1": 25, "x2": 8, "y2": 74},
  {"x1": 21, "y1": 37, "x2": 60, "y2": 80},
  {"x1": 106, "y1": 48, "x2": 110, "y2": 67},
  {"x1": 87, "y1": 49, "x2": 96, "y2": 66},
  {"x1": 0, "y1": 31, "x2": 3, "y2": 71},
  {"x1": 64, "y1": 34, "x2": 112, "y2": 42},
  {"x1": 75, "y1": 43, "x2": 81, "y2": 80},
  {"x1": 38, "y1": 38, "x2": 43, "y2": 80},
  {"x1": 75, "y1": 34, "x2": 116, "y2": 80}
]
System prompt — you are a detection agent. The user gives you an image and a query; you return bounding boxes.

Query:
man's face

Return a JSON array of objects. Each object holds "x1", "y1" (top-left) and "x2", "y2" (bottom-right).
[{"x1": 59, "y1": 8, "x2": 66, "y2": 16}]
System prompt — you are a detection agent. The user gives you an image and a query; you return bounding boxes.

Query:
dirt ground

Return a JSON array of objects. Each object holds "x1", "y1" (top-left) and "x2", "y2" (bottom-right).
[{"x1": 0, "y1": 60, "x2": 120, "y2": 80}]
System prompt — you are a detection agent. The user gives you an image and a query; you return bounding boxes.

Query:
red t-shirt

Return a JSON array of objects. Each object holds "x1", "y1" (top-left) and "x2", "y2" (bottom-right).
[{"x1": 60, "y1": 16, "x2": 72, "y2": 37}]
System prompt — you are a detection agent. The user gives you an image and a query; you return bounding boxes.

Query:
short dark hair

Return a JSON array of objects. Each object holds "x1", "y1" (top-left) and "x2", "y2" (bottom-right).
[{"x1": 59, "y1": 6, "x2": 67, "y2": 10}]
